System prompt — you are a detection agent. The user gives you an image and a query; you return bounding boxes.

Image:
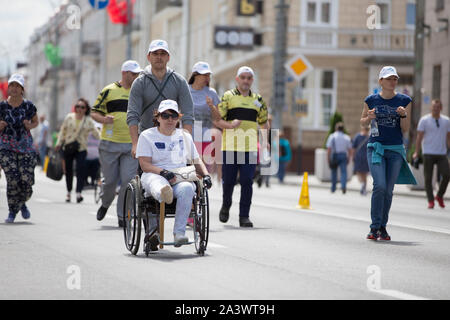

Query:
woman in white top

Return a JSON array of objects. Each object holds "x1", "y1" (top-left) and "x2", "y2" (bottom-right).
[{"x1": 136, "y1": 100, "x2": 212, "y2": 248}]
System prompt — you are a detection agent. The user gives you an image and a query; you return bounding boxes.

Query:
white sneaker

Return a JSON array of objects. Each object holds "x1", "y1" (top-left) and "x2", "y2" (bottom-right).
[
  {"x1": 160, "y1": 185, "x2": 173, "y2": 204},
  {"x1": 174, "y1": 234, "x2": 189, "y2": 247}
]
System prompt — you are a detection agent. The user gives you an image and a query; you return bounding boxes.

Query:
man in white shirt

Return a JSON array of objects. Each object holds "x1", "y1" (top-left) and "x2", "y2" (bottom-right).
[
  {"x1": 413, "y1": 99, "x2": 450, "y2": 209},
  {"x1": 326, "y1": 122, "x2": 352, "y2": 194}
]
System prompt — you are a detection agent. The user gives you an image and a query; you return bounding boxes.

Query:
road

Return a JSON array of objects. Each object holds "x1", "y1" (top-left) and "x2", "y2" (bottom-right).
[{"x1": 1, "y1": 170, "x2": 449, "y2": 300}]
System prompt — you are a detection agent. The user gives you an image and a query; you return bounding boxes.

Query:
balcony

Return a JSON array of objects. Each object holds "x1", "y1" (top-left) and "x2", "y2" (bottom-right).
[{"x1": 299, "y1": 27, "x2": 414, "y2": 52}]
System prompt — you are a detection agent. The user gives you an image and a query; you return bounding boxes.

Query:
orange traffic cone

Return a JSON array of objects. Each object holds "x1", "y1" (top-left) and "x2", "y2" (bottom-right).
[
  {"x1": 297, "y1": 172, "x2": 311, "y2": 209},
  {"x1": 43, "y1": 155, "x2": 50, "y2": 173}
]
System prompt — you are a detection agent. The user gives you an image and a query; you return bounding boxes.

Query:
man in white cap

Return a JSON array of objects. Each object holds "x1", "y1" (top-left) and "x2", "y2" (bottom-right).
[
  {"x1": 127, "y1": 39, "x2": 194, "y2": 159},
  {"x1": 92, "y1": 60, "x2": 143, "y2": 226},
  {"x1": 218, "y1": 66, "x2": 269, "y2": 228}
]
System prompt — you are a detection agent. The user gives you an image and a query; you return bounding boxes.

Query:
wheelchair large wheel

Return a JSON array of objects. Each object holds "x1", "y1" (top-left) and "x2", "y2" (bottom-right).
[
  {"x1": 123, "y1": 177, "x2": 142, "y2": 255},
  {"x1": 193, "y1": 187, "x2": 209, "y2": 256}
]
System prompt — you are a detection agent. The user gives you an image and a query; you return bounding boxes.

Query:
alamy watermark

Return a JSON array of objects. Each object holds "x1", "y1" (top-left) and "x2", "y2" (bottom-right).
[
  {"x1": 166, "y1": 124, "x2": 280, "y2": 176},
  {"x1": 66, "y1": 5, "x2": 81, "y2": 30},
  {"x1": 366, "y1": 5, "x2": 382, "y2": 30},
  {"x1": 66, "y1": 265, "x2": 81, "y2": 290}
]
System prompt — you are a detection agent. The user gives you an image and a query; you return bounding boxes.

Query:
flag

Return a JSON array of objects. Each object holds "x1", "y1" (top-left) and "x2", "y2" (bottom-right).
[
  {"x1": 44, "y1": 43, "x2": 62, "y2": 67},
  {"x1": 107, "y1": 0, "x2": 135, "y2": 24},
  {"x1": 0, "y1": 81, "x2": 8, "y2": 99}
]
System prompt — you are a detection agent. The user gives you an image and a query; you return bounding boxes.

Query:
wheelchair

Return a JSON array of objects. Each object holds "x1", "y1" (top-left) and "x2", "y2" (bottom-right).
[{"x1": 122, "y1": 175, "x2": 210, "y2": 256}]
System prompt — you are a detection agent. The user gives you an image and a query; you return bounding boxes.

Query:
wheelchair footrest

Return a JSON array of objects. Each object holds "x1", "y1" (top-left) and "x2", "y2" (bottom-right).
[{"x1": 160, "y1": 241, "x2": 194, "y2": 246}]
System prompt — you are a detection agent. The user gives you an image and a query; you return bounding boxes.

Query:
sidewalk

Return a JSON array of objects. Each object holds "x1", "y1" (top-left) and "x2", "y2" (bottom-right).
[{"x1": 271, "y1": 173, "x2": 450, "y2": 200}]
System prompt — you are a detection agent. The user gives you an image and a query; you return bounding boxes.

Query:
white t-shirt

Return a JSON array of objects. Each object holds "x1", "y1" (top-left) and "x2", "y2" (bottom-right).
[
  {"x1": 417, "y1": 114, "x2": 450, "y2": 155},
  {"x1": 136, "y1": 127, "x2": 199, "y2": 170},
  {"x1": 326, "y1": 131, "x2": 352, "y2": 153}
]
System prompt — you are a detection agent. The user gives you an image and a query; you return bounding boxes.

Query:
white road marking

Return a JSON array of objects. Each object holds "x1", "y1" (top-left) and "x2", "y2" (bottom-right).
[
  {"x1": 214, "y1": 197, "x2": 450, "y2": 236},
  {"x1": 34, "y1": 198, "x2": 53, "y2": 203},
  {"x1": 369, "y1": 289, "x2": 430, "y2": 300}
]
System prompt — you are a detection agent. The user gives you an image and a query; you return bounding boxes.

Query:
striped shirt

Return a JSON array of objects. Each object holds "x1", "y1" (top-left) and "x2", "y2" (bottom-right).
[{"x1": 218, "y1": 88, "x2": 268, "y2": 152}]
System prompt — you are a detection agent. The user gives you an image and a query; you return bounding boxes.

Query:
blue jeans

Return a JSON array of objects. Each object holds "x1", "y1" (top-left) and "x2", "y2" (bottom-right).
[
  {"x1": 331, "y1": 153, "x2": 348, "y2": 192},
  {"x1": 277, "y1": 161, "x2": 287, "y2": 183},
  {"x1": 367, "y1": 148, "x2": 403, "y2": 230},
  {"x1": 222, "y1": 151, "x2": 257, "y2": 218}
]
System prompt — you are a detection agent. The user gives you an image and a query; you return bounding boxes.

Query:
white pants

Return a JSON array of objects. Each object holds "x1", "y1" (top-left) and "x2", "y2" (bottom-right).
[{"x1": 141, "y1": 173, "x2": 195, "y2": 236}]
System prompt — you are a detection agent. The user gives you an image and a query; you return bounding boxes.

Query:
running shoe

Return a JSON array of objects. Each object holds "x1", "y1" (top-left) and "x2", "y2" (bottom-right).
[
  {"x1": 366, "y1": 228, "x2": 379, "y2": 241},
  {"x1": 435, "y1": 196, "x2": 445, "y2": 208},
  {"x1": 21, "y1": 205, "x2": 30, "y2": 220},
  {"x1": 5, "y1": 212, "x2": 16, "y2": 224},
  {"x1": 379, "y1": 227, "x2": 391, "y2": 241}
]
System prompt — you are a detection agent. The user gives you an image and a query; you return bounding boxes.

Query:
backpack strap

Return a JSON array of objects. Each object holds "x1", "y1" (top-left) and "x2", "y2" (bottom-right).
[{"x1": 141, "y1": 71, "x2": 175, "y2": 116}]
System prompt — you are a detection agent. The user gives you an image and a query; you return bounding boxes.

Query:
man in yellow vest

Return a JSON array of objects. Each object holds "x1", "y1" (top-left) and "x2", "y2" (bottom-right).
[{"x1": 218, "y1": 66, "x2": 268, "y2": 227}]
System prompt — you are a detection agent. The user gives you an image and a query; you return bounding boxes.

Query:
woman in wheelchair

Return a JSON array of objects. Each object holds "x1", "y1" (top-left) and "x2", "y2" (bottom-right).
[{"x1": 136, "y1": 100, "x2": 212, "y2": 248}]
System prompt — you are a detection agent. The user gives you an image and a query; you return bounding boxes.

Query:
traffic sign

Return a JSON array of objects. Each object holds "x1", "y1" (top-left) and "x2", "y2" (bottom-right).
[
  {"x1": 285, "y1": 54, "x2": 313, "y2": 81},
  {"x1": 89, "y1": 0, "x2": 109, "y2": 9}
]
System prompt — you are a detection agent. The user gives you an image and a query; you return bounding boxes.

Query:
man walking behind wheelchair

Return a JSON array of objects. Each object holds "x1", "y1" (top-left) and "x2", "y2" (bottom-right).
[
  {"x1": 92, "y1": 60, "x2": 143, "y2": 227},
  {"x1": 136, "y1": 100, "x2": 212, "y2": 248}
]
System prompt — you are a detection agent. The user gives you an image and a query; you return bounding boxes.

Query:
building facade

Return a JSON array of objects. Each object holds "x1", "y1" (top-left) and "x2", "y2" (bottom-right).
[
  {"x1": 422, "y1": 0, "x2": 450, "y2": 115},
  {"x1": 26, "y1": 0, "x2": 416, "y2": 172},
  {"x1": 147, "y1": 0, "x2": 415, "y2": 172}
]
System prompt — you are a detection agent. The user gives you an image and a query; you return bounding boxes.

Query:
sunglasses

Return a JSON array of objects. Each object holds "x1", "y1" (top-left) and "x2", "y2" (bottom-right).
[
  {"x1": 76, "y1": 105, "x2": 87, "y2": 109},
  {"x1": 160, "y1": 112, "x2": 179, "y2": 120},
  {"x1": 436, "y1": 119, "x2": 440, "y2": 128}
]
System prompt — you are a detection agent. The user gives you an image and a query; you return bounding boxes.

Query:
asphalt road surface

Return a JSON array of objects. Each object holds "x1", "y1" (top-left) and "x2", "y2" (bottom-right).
[{"x1": 1, "y1": 170, "x2": 449, "y2": 300}]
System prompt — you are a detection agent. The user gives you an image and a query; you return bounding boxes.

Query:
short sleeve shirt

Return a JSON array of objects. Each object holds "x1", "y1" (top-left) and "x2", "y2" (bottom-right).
[
  {"x1": 189, "y1": 85, "x2": 220, "y2": 142},
  {"x1": 218, "y1": 88, "x2": 268, "y2": 152},
  {"x1": 417, "y1": 114, "x2": 450, "y2": 155},
  {"x1": 136, "y1": 127, "x2": 199, "y2": 170},
  {"x1": 326, "y1": 131, "x2": 352, "y2": 153},
  {"x1": 92, "y1": 82, "x2": 132, "y2": 143},
  {"x1": 0, "y1": 99, "x2": 37, "y2": 153},
  {"x1": 364, "y1": 93, "x2": 412, "y2": 145}
]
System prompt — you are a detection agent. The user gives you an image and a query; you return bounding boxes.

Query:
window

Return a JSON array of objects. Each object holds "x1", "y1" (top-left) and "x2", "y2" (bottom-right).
[
  {"x1": 303, "y1": 0, "x2": 335, "y2": 26},
  {"x1": 376, "y1": 0, "x2": 391, "y2": 28},
  {"x1": 296, "y1": 69, "x2": 337, "y2": 129},
  {"x1": 155, "y1": 0, "x2": 182, "y2": 13},
  {"x1": 432, "y1": 65, "x2": 442, "y2": 100},
  {"x1": 320, "y1": 70, "x2": 336, "y2": 127},
  {"x1": 406, "y1": 2, "x2": 416, "y2": 27},
  {"x1": 307, "y1": 2, "x2": 316, "y2": 22},
  {"x1": 321, "y1": 2, "x2": 330, "y2": 23},
  {"x1": 436, "y1": 0, "x2": 445, "y2": 11}
]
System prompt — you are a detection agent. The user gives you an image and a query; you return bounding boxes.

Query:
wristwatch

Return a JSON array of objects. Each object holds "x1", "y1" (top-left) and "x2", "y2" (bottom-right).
[{"x1": 399, "y1": 113, "x2": 407, "y2": 118}]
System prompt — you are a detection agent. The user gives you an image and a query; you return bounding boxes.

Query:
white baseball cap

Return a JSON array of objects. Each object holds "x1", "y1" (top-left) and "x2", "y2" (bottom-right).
[
  {"x1": 148, "y1": 40, "x2": 170, "y2": 55},
  {"x1": 236, "y1": 66, "x2": 254, "y2": 77},
  {"x1": 158, "y1": 100, "x2": 179, "y2": 114},
  {"x1": 192, "y1": 61, "x2": 212, "y2": 75},
  {"x1": 8, "y1": 73, "x2": 25, "y2": 88},
  {"x1": 379, "y1": 66, "x2": 399, "y2": 79},
  {"x1": 121, "y1": 60, "x2": 143, "y2": 73}
]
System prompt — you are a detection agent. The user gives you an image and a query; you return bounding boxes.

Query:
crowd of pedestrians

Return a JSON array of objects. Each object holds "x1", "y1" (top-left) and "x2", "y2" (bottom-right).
[{"x1": 1, "y1": 41, "x2": 448, "y2": 243}]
